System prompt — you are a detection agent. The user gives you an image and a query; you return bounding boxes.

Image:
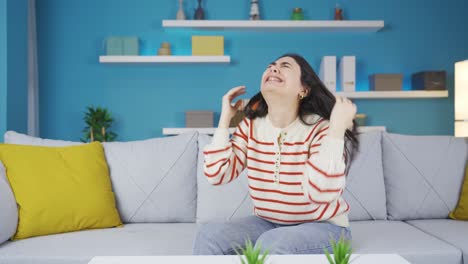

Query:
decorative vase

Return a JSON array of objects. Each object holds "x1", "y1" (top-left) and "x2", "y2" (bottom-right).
[
  {"x1": 249, "y1": 0, "x2": 260, "y2": 20},
  {"x1": 334, "y1": 4, "x2": 344, "y2": 20},
  {"x1": 291, "y1": 7, "x2": 304, "y2": 20},
  {"x1": 194, "y1": 0, "x2": 205, "y2": 20},
  {"x1": 176, "y1": 0, "x2": 186, "y2": 20}
]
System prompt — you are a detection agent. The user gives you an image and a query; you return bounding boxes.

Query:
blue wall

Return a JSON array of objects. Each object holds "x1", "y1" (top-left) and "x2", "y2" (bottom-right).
[
  {"x1": 36, "y1": 0, "x2": 468, "y2": 141},
  {"x1": 0, "y1": 0, "x2": 7, "y2": 138},
  {"x1": 0, "y1": 0, "x2": 28, "y2": 142},
  {"x1": 6, "y1": 0, "x2": 28, "y2": 134}
]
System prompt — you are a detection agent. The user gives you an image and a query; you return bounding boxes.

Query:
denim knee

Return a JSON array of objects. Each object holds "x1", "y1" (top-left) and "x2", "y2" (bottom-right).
[
  {"x1": 193, "y1": 223, "x2": 223, "y2": 255},
  {"x1": 192, "y1": 223, "x2": 239, "y2": 255},
  {"x1": 254, "y1": 224, "x2": 351, "y2": 255}
]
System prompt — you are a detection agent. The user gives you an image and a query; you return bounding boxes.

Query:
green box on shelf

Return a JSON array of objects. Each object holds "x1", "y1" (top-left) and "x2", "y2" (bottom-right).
[
  {"x1": 122, "y1": 37, "x2": 139, "y2": 55},
  {"x1": 105, "y1": 36, "x2": 139, "y2": 55},
  {"x1": 105, "y1": 37, "x2": 123, "y2": 55}
]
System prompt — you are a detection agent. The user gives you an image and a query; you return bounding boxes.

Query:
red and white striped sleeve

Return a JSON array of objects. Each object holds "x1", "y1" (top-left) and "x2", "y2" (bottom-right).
[
  {"x1": 302, "y1": 119, "x2": 347, "y2": 204},
  {"x1": 203, "y1": 118, "x2": 249, "y2": 186}
]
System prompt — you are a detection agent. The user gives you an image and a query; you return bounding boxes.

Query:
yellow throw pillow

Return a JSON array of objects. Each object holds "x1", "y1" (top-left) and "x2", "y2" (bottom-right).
[
  {"x1": 0, "y1": 142, "x2": 122, "y2": 240},
  {"x1": 450, "y1": 163, "x2": 468, "y2": 220}
]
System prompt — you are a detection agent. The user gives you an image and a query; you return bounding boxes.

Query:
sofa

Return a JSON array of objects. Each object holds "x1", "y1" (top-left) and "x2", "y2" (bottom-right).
[{"x1": 0, "y1": 130, "x2": 467, "y2": 264}]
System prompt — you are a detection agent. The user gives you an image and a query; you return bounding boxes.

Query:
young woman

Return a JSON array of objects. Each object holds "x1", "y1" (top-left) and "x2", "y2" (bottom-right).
[{"x1": 193, "y1": 54, "x2": 359, "y2": 255}]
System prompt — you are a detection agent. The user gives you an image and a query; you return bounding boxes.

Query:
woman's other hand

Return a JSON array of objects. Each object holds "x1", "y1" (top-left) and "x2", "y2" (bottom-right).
[{"x1": 328, "y1": 96, "x2": 357, "y2": 138}]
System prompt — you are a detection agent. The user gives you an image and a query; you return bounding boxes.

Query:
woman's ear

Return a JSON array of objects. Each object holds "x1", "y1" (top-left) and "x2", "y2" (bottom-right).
[{"x1": 300, "y1": 86, "x2": 308, "y2": 97}]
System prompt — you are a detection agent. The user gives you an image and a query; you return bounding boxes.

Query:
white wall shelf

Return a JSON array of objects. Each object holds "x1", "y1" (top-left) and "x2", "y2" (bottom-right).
[
  {"x1": 99, "y1": 55, "x2": 231, "y2": 64},
  {"x1": 162, "y1": 20, "x2": 384, "y2": 32},
  {"x1": 333, "y1": 90, "x2": 448, "y2": 99},
  {"x1": 163, "y1": 126, "x2": 386, "y2": 136}
]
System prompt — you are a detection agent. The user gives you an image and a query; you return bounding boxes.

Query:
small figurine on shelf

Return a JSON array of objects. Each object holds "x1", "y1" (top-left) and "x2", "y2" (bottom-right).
[
  {"x1": 157, "y1": 42, "x2": 172, "y2": 55},
  {"x1": 194, "y1": 0, "x2": 205, "y2": 20},
  {"x1": 249, "y1": 0, "x2": 260, "y2": 20},
  {"x1": 176, "y1": 0, "x2": 186, "y2": 20},
  {"x1": 334, "y1": 4, "x2": 344, "y2": 20},
  {"x1": 291, "y1": 7, "x2": 304, "y2": 20}
]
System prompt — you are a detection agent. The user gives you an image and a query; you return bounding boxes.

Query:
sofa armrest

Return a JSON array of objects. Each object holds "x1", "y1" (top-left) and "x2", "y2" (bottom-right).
[{"x1": 0, "y1": 161, "x2": 18, "y2": 244}]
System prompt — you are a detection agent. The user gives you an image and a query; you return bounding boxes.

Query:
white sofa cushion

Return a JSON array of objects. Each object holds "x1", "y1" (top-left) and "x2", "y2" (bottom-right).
[
  {"x1": 0, "y1": 223, "x2": 197, "y2": 264},
  {"x1": 407, "y1": 219, "x2": 468, "y2": 264},
  {"x1": 0, "y1": 161, "x2": 18, "y2": 245},
  {"x1": 4, "y1": 131, "x2": 81, "y2": 146},
  {"x1": 351, "y1": 220, "x2": 462, "y2": 264},
  {"x1": 4, "y1": 131, "x2": 198, "y2": 223},
  {"x1": 382, "y1": 133, "x2": 468, "y2": 220}
]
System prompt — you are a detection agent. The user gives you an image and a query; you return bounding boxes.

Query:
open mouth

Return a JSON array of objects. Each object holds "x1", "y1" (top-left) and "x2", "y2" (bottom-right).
[{"x1": 265, "y1": 75, "x2": 284, "y2": 85}]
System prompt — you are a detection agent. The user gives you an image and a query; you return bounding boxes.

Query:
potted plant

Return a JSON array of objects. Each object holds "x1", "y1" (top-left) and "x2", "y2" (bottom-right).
[
  {"x1": 81, "y1": 106, "x2": 117, "y2": 143},
  {"x1": 324, "y1": 232, "x2": 352, "y2": 264},
  {"x1": 235, "y1": 239, "x2": 269, "y2": 264}
]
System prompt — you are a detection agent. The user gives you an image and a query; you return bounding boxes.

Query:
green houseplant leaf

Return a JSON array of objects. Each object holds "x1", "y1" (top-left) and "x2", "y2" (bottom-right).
[
  {"x1": 323, "y1": 231, "x2": 352, "y2": 264},
  {"x1": 234, "y1": 239, "x2": 269, "y2": 264},
  {"x1": 81, "y1": 106, "x2": 118, "y2": 143}
]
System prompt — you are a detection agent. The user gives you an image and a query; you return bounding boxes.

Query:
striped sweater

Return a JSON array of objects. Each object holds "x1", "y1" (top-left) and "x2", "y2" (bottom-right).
[{"x1": 203, "y1": 114, "x2": 350, "y2": 227}]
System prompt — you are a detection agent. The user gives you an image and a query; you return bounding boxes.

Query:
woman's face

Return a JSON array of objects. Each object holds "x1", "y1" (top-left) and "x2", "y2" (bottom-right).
[{"x1": 260, "y1": 56, "x2": 306, "y2": 100}]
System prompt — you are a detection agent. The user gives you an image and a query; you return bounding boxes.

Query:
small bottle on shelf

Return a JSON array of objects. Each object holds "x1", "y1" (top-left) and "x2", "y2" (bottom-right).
[
  {"x1": 334, "y1": 4, "x2": 344, "y2": 20},
  {"x1": 194, "y1": 0, "x2": 205, "y2": 20},
  {"x1": 176, "y1": 0, "x2": 186, "y2": 20},
  {"x1": 291, "y1": 7, "x2": 304, "y2": 20}
]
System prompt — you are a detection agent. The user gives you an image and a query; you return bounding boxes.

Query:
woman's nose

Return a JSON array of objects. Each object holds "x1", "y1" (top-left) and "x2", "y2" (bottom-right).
[{"x1": 270, "y1": 66, "x2": 279, "y2": 73}]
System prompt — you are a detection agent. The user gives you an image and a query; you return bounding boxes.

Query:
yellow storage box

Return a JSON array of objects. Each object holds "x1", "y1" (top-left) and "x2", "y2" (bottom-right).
[{"x1": 192, "y1": 36, "x2": 224, "y2": 56}]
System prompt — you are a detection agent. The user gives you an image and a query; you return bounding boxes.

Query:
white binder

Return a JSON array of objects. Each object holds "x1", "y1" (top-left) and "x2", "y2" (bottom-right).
[
  {"x1": 319, "y1": 56, "x2": 337, "y2": 92},
  {"x1": 339, "y1": 56, "x2": 356, "y2": 92}
]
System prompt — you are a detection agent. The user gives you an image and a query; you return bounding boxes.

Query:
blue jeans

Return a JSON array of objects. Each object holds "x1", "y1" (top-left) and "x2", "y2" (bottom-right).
[{"x1": 192, "y1": 216, "x2": 352, "y2": 255}]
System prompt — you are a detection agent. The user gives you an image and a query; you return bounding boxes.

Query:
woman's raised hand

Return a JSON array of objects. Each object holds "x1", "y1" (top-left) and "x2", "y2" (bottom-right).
[{"x1": 219, "y1": 86, "x2": 246, "y2": 127}]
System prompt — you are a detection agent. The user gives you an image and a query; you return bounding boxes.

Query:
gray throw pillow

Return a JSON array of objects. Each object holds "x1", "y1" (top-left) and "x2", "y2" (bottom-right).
[
  {"x1": 344, "y1": 131, "x2": 387, "y2": 221},
  {"x1": 383, "y1": 133, "x2": 468, "y2": 220},
  {"x1": 196, "y1": 134, "x2": 254, "y2": 223}
]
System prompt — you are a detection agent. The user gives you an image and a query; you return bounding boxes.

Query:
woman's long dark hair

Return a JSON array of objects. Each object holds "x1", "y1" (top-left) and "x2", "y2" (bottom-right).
[{"x1": 243, "y1": 53, "x2": 359, "y2": 167}]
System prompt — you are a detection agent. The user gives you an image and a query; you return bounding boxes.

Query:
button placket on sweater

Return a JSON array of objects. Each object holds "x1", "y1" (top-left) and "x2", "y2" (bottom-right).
[{"x1": 274, "y1": 131, "x2": 287, "y2": 185}]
